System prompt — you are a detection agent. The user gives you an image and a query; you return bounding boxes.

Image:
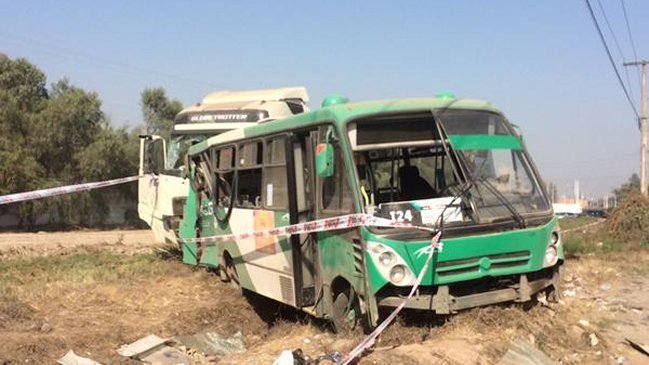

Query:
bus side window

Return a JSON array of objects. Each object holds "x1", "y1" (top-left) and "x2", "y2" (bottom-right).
[
  {"x1": 320, "y1": 130, "x2": 354, "y2": 213},
  {"x1": 236, "y1": 141, "x2": 263, "y2": 208},
  {"x1": 215, "y1": 146, "x2": 235, "y2": 214},
  {"x1": 263, "y1": 137, "x2": 288, "y2": 210}
]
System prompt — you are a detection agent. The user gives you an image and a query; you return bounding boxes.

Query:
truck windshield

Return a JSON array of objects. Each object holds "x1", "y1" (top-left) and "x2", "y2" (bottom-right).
[{"x1": 166, "y1": 134, "x2": 208, "y2": 170}]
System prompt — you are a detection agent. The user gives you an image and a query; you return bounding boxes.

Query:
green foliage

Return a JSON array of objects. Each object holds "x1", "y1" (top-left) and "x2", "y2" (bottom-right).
[
  {"x1": 0, "y1": 53, "x2": 47, "y2": 116},
  {"x1": 33, "y1": 79, "x2": 104, "y2": 175},
  {"x1": 140, "y1": 87, "x2": 182, "y2": 139},
  {"x1": 76, "y1": 125, "x2": 138, "y2": 180},
  {"x1": 556, "y1": 217, "x2": 598, "y2": 231},
  {"x1": 0, "y1": 54, "x2": 188, "y2": 228},
  {"x1": 0, "y1": 53, "x2": 145, "y2": 228},
  {"x1": 0, "y1": 250, "x2": 178, "y2": 294},
  {"x1": 563, "y1": 235, "x2": 624, "y2": 255},
  {"x1": 613, "y1": 173, "x2": 640, "y2": 202}
]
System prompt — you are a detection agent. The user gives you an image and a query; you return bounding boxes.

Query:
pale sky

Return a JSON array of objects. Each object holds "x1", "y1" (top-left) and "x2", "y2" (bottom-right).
[{"x1": 2, "y1": 1, "x2": 648, "y2": 198}]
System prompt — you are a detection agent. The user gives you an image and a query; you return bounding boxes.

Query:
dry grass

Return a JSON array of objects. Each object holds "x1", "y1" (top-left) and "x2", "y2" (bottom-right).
[
  {"x1": 0, "y1": 247, "x2": 268, "y2": 364},
  {"x1": 2, "y1": 240, "x2": 649, "y2": 364}
]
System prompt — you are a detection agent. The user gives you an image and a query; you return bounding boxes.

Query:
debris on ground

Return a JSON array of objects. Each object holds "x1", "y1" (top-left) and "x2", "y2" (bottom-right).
[
  {"x1": 272, "y1": 350, "x2": 294, "y2": 365},
  {"x1": 174, "y1": 331, "x2": 246, "y2": 356},
  {"x1": 497, "y1": 339, "x2": 556, "y2": 365},
  {"x1": 117, "y1": 334, "x2": 194, "y2": 364},
  {"x1": 626, "y1": 338, "x2": 649, "y2": 357},
  {"x1": 589, "y1": 333, "x2": 599, "y2": 347},
  {"x1": 57, "y1": 350, "x2": 103, "y2": 365},
  {"x1": 271, "y1": 348, "x2": 342, "y2": 365}
]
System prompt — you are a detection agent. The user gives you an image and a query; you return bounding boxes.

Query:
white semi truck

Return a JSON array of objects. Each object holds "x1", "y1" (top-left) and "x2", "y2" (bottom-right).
[{"x1": 138, "y1": 87, "x2": 309, "y2": 244}]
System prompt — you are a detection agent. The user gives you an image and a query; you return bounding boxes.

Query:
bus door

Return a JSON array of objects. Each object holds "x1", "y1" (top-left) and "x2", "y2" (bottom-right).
[
  {"x1": 286, "y1": 131, "x2": 319, "y2": 307},
  {"x1": 313, "y1": 126, "x2": 366, "y2": 324}
]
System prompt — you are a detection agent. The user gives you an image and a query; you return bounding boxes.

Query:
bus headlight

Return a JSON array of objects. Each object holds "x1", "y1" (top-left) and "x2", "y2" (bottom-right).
[
  {"x1": 390, "y1": 265, "x2": 406, "y2": 283},
  {"x1": 550, "y1": 232, "x2": 559, "y2": 245},
  {"x1": 379, "y1": 252, "x2": 394, "y2": 266},
  {"x1": 543, "y1": 231, "x2": 560, "y2": 267},
  {"x1": 366, "y1": 241, "x2": 415, "y2": 286}
]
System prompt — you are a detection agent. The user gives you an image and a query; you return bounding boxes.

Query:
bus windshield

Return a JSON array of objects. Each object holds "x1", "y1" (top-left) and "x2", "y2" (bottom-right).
[
  {"x1": 436, "y1": 108, "x2": 550, "y2": 221},
  {"x1": 457, "y1": 148, "x2": 550, "y2": 221},
  {"x1": 166, "y1": 134, "x2": 208, "y2": 170},
  {"x1": 350, "y1": 110, "x2": 550, "y2": 228}
]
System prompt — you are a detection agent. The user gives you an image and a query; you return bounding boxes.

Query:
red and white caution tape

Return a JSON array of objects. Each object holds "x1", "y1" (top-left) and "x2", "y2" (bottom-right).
[
  {"x1": 0, "y1": 175, "x2": 142, "y2": 205},
  {"x1": 339, "y1": 231, "x2": 442, "y2": 365},
  {"x1": 180, "y1": 212, "x2": 443, "y2": 365},
  {"x1": 180, "y1": 214, "x2": 434, "y2": 245},
  {"x1": 0, "y1": 171, "x2": 444, "y2": 364}
]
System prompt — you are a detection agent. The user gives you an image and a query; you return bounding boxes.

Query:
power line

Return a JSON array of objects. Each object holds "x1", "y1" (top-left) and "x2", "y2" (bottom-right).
[
  {"x1": 584, "y1": 0, "x2": 640, "y2": 123},
  {"x1": 595, "y1": 0, "x2": 636, "y2": 101},
  {"x1": 595, "y1": 0, "x2": 627, "y2": 62},
  {"x1": 0, "y1": 30, "x2": 229, "y2": 91},
  {"x1": 620, "y1": 0, "x2": 642, "y2": 85}
]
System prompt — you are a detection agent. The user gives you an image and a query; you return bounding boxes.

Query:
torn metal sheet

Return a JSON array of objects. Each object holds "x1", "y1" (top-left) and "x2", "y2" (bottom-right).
[
  {"x1": 174, "y1": 331, "x2": 246, "y2": 356},
  {"x1": 117, "y1": 334, "x2": 168, "y2": 357},
  {"x1": 118, "y1": 334, "x2": 193, "y2": 365},
  {"x1": 57, "y1": 350, "x2": 104, "y2": 365},
  {"x1": 626, "y1": 338, "x2": 649, "y2": 357},
  {"x1": 498, "y1": 339, "x2": 557, "y2": 365}
]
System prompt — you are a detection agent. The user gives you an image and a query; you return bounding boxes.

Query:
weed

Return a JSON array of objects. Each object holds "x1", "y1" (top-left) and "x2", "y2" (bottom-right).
[
  {"x1": 154, "y1": 244, "x2": 184, "y2": 260},
  {"x1": 0, "y1": 250, "x2": 179, "y2": 295},
  {"x1": 563, "y1": 234, "x2": 624, "y2": 255},
  {"x1": 557, "y1": 216, "x2": 599, "y2": 231}
]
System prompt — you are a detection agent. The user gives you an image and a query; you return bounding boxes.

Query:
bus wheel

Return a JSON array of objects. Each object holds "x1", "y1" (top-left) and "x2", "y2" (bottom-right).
[
  {"x1": 332, "y1": 288, "x2": 360, "y2": 333},
  {"x1": 223, "y1": 252, "x2": 240, "y2": 289}
]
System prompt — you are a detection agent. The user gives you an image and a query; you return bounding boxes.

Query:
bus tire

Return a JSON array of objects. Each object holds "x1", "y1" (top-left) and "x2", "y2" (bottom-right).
[{"x1": 331, "y1": 287, "x2": 360, "y2": 333}]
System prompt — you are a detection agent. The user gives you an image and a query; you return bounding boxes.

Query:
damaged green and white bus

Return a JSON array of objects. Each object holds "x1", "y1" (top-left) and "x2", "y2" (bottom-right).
[
  {"x1": 178, "y1": 94, "x2": 562, "y2": 331},
  {"x1": 138, "y1": 87, "x2": 309, "y2": 244}
]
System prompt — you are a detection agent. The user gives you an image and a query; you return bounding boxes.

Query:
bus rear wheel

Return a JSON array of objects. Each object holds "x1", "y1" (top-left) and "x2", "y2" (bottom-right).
[{"x1": 331, "y1": 289, "x2": 360, "y2": 333}]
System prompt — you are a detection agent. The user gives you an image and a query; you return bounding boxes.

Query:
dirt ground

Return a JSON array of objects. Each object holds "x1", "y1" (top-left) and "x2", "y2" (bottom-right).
[
  {"x1": 1, "y1": 229, "x2": 649, "y2": 365},
  {"x1": 0, "y1": 229, "x2": 156, "y2": 255}
]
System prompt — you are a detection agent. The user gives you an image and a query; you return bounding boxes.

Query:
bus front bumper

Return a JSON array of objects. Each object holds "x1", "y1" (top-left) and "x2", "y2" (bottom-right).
[{"x1": 377, "y1": 268, "x2": 560, "y2": 314}]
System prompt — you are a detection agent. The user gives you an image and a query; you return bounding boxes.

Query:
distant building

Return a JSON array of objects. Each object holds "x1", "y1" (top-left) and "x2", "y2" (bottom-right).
[{"x1": 552, "y1": 203, "x2": 582, "y2": 216}]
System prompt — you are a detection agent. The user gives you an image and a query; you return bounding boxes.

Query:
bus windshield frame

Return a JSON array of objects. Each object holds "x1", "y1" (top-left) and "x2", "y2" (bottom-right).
[{"x1": 347, "y1": 109, "x2": 551, "y2": 234}]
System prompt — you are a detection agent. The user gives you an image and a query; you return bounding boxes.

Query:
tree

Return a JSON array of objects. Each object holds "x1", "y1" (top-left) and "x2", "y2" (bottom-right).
[
  {"x1": 140, "y1": 87, "x2": 182, "y2": 138},
  {"x1": 0, "y1": 53, "x2": 141, "y2": 228},
  {"x1": 0, "y1": 54, "x2": 47, "y2": 202},
  {"x1": 32, "y1": 79, "x2": 104, "y2": 179},
  {"x1": 614, "y1": 173, "x2": 640, "y2": 202}
]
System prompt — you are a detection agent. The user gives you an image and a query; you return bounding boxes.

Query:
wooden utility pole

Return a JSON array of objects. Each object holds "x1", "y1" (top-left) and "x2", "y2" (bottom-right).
[{"x1": 624, "y1": 60, "x2": 648, "y2": 197}]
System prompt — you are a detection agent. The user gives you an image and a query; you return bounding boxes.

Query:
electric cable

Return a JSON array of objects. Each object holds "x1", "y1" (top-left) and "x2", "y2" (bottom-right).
[
  {"x1": 620, "y1": 0, "x2": 642, "y2": 86},
  {"x1": 595, "y1": 0, "x2": 636, "y2": 101},
  {"x1": 0, "y1": 30, "x2": 227, "y2": 90},
  {"x1": 584, "y1": 0, "x2": 640, "y2": 123}
]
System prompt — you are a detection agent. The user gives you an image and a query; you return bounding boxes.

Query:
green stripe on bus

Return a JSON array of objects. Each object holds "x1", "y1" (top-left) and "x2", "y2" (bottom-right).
[{"x1": 448, "y1": 134, "x2": 522, "y2": 150}]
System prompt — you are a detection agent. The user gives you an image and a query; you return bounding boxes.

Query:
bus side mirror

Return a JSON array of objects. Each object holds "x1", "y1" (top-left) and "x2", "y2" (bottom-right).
[
  {"x1": 511, "y1": 123, "x2": 524, "y2": 141},
  {"x1": 315, "y1": 143, "x2": 334, "y2": 177}
]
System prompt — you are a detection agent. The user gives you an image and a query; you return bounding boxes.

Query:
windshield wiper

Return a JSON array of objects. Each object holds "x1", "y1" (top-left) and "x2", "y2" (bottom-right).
[{"x1": 473, "y1": 177, "x2": 527, "y2": 229}]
